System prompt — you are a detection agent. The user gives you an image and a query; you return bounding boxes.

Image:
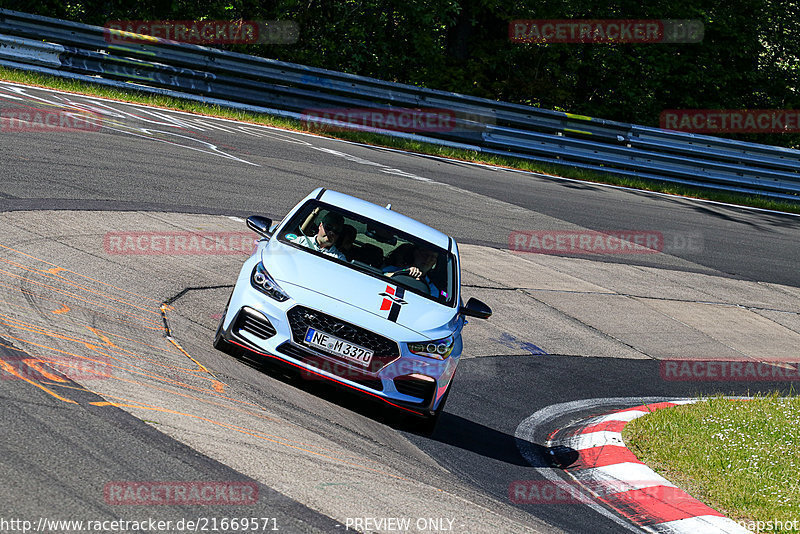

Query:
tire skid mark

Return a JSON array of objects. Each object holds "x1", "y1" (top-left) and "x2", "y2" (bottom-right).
[
  {"x1": 4, "y1": 255, "x2": 163, "y2": 314},
  {"x1": 0, "y1": 329, "x2": 235, "y2": 397},
  {"x1": 0, "y1": 242, "x2": 164, "y2": 305},
  {"x1": 0, "y1": 271, "x2": 161, "y2": 326},
  {"x1": 27, "y1": 375, "x2": 411, "y2": 475},
  {"x1": 0, "y1": 243, "x2": 413, "y2": 478},
  {"x1": 0, "y1": 290, "x2": 162, "y2": 332}
]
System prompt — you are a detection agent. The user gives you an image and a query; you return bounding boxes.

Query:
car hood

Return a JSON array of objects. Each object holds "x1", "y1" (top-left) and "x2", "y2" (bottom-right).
[{"x1": 262, "y1": 241, "x2": 458, "y2": 340}]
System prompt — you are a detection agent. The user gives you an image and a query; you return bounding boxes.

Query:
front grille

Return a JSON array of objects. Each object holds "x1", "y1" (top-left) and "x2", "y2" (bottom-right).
[
  {"x1": 276, "y1": 342, "x2": 384, "y2": 391},
  {"x1": 286, "y1": 306, "x2": 399, "y2": 373},
  {"x1": 394, "y1": 375, "x2": 436, "y2": 405},
  {"x1": 235, "y1": 310, "x2": 276, "y2": 340}
]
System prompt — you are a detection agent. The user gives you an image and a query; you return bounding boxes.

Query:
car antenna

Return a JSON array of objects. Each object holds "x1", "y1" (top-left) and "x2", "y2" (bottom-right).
[{"x1": 385, "y1": 203, "x2": 392, "y2": 210}]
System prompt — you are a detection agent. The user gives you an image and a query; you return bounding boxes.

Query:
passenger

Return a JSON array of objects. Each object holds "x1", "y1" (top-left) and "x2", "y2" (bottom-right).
[
  {"x1": 289, "y1": 212, "x2": 347, "y2": 260},
  {"x1": 337, "y1": 224, "x2": 357, "y2": 260}
]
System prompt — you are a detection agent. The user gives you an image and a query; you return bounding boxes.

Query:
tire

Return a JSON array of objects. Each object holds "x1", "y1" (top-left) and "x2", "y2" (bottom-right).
[
  {"x1": 213, "y1": 293, "x2": 236, "y2": 355},
  {"x1": 415, "y1": 382, "x2": 451, "y2": 435}
]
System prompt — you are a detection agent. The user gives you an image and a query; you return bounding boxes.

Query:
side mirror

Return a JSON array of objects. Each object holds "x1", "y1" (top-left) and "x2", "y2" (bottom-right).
[
  {"x1": 460, "y1": 297, "x2": 492, "y2": 319},
  {"x1": 246, "y1": 215, "x2": 273, "y2": 238}
]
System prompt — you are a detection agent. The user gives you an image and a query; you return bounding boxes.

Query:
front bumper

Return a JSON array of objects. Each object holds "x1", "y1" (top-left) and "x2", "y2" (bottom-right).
[{"x1": 220, "y1": 274, "x2": 459, "y2": 416}]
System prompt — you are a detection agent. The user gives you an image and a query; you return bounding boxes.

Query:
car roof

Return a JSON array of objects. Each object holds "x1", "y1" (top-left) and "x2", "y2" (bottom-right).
[{"x1": 305, "y1": 188, "x2": 452, "y2": 250}]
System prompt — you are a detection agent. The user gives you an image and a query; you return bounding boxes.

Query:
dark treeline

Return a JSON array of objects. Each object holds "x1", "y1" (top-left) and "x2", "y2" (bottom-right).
[{"x1": 3, "y1": 0, "x2": 799, "y2": 147}]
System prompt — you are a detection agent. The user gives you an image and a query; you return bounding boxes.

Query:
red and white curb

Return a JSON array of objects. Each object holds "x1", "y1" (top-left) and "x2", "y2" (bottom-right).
[{"x1": 547, "y1": 400, "x2": 750, "y2": 533}]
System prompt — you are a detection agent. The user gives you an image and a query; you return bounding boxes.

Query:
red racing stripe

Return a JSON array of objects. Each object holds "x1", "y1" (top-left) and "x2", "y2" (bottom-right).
[{"x1": 599, "y1": 485, "x2": 724, "y2": 526}]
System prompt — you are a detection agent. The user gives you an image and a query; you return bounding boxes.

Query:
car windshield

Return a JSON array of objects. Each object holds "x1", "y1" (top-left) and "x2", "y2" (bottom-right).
[{"x1": 278, "y1": 201, "x2": 456, "y2": 306}]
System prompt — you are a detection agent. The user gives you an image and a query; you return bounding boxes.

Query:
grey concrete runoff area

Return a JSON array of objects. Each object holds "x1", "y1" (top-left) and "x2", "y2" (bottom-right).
[{"x1": 1, "y1": 209, "x2": 798, "y2": 533}]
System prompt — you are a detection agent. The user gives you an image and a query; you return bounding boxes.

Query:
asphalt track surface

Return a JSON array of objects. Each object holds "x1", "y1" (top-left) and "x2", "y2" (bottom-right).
[{"x1": 1, "y1": 82, "x2": 799, "y2": 533}]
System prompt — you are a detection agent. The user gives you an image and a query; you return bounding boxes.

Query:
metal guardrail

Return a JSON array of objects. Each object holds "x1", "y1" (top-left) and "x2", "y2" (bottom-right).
[{"x1": 1, "y1": 8, "x2": 799, "y2": 201}]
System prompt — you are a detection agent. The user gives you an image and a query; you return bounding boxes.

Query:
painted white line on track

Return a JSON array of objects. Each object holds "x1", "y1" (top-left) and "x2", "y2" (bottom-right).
[
  {"x1": 594, "y1": 409, "x2": 653, "y2": 422},
  {"x1": 3, "y1": 80, "x2": 795, "y2": 217},
  {"x1": 552, "y1": 430, "x2": 627, "y2": 450},
  {"x1": 570, "y1": 463, "x2": 676, "y2": 491}
]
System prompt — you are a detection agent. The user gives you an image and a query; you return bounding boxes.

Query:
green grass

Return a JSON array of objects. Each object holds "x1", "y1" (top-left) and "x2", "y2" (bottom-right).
[
  {"x1": 2, "y1": 65, "x2": 799, "y2": 214},
  {"x1": 623, "y1": 394, "x2": 800, "y2": 532}
]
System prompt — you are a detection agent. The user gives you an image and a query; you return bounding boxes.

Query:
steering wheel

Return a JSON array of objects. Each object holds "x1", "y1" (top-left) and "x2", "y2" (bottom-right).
[{"x1": 389, "y1": 273, "x2": 430, "y2": 294}]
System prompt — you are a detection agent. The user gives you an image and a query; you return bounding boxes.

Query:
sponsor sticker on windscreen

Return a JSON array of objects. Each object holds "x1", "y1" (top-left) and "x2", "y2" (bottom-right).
[{"x1": 304, "y1": 328, "x2": 373, "y2": 366}]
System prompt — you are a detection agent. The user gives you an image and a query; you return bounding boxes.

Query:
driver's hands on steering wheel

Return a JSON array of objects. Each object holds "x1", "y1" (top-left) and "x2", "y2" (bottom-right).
[
  {"x1": 389, "y1": 267, "x2": 422, "y2": 279},
  {"x1": 406, "y1": 266, "x2": 422, "y2": 279}
]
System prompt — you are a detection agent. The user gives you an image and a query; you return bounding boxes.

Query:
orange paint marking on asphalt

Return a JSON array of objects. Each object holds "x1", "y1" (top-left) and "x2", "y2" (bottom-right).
[
  {"x1": 33, "y1": 363, "x2": 394, "y2": 469},
  {"x1": 1, "y1": 318, "x2": 246, "y2": 402},
  {"x1": 0, "y1": 273, "x2": 161, "y2": 328},
  {"x1": 0, "y1": 266, "x2": 161, "y2": 320},
  {"x1": 0, "y1": 242, "x2": 222, "y2": 384},
  {"x1": 158, "y1": 304, "x2": 227, "y2": 391},
  {"x1": 0, "y1": 358, "x2": 77, "y2": 404},
  {"x1": 21, "y1": 359, "x2": 69, "y2": 382},
  {"x1": 86, "y1": 326, "x2": 118, "y2": 348},
  {"x1": 0, "y1": 243, "x2": 367, "y2": 460},
  {"x1": 2, "y1": 255, "x2": 163, "y2": 312},
  {"x1": 1, "y1": 332, "x2": 234, "y2": 400},
  {"x1": 0, "y1": 339, "x2": 114, "y2": 382},
  {"x1": 54, "y1": 375, "x2": 278, "y2": 424},
  {"x1": 0, "y1": 288, "x2": 162, "y2": 332},
  {"x1": 84, "y1": 396, "x2": 410, "y2": 481},
  {"x1": 1, "y1": 316, "x2": 161, "y2": 367},
  {"x1": 0, "y1": 313, "x2": 129, "y2": 359},
  {"x1": 0, "y1": 242, "x2": 164, "y2": 304},
  {"x1": 52, "y1": 303, "x2": 70, "y2": 314}
]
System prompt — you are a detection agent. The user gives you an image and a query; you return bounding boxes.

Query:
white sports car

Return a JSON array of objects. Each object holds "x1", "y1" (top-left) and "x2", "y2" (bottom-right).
[{"x1": 214, "y1": 188, "x2": 491, "y2": 431}]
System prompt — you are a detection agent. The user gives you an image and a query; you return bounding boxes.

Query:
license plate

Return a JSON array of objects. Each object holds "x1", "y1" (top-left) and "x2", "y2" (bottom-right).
[{"x1": 304, "y1": 328, "x2": 373, "y2": 366}]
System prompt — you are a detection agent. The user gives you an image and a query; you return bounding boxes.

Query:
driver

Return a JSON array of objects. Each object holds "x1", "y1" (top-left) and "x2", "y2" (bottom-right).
[
  {"x1": 383, "y1": 245, "x2": 440, "y2": 297},
  {"x1": 289, "y1": 212, "x2": 347, "y2": 261}
]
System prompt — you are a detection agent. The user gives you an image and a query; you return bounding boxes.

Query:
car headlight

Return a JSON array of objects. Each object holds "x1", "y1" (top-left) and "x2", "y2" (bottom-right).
[
  {"x1": 408, "y1": 335, "x2": 455, "y2": 360},
  {"x1": 250, "y1": 262, "x2": 289, "y2": 302}
]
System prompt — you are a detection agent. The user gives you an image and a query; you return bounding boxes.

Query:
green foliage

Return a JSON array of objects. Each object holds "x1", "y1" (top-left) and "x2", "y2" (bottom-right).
[{"x1": 1, "y1": 0, "x2": 797, "y2": 147}]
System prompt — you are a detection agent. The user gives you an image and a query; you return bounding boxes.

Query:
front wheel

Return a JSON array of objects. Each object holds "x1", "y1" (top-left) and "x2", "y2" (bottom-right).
[
  {"x1": 415, "y1": 383, "x2": 451, "y2": 435},
  {"x1": 213, "y1": 293, "x2": 236, "y2": 355}
]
